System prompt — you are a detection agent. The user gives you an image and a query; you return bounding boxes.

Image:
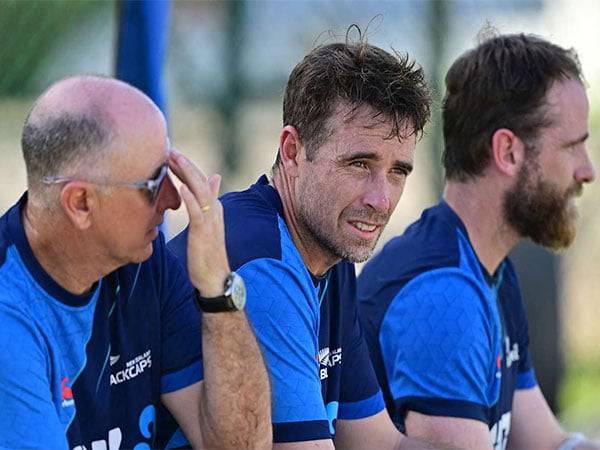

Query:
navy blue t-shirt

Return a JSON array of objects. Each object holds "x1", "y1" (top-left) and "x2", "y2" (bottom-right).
[
  {"x1": 169, "y1": 175, "x2": 385, "y2": 443},
  {"x1": 0, "y1": 194, "x2": 203, "y2": 450},
  {"x1": 357, "y1": 201, "x2": 537, "y2": 450}
]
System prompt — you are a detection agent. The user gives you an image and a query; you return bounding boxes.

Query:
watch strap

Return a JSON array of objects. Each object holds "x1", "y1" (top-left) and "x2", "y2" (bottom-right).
[{"x1": 194, "y1": 289, "x2": 236, "y2": 313}]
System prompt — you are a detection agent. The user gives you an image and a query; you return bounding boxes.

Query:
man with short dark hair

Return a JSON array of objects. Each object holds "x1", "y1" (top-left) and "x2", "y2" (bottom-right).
[
  {"x1": 0, "y1": 75, "x2": 271, "y2": 449},
  {"x1": 358, "y1": 33, "x2": 599, "y2": 450},
  {"x1": 170, "y1": 34, "x2": 435, "y2": 448}
]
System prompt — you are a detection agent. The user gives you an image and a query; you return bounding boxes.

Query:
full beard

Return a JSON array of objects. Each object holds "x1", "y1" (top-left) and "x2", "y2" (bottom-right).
[{"x1": 503, "y1": 158, "x2": 581, "y2": 250}]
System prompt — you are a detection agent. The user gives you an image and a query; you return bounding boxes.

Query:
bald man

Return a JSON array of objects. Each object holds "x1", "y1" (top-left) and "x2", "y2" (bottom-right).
[{"x1": 0, "y1": 76, "x2": 271, "y2": 449}]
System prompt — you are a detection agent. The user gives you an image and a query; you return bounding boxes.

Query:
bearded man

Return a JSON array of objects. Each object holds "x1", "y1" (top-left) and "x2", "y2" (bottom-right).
[{"x1": 358, "y1": 32, "x2": 599, "y2": 450}]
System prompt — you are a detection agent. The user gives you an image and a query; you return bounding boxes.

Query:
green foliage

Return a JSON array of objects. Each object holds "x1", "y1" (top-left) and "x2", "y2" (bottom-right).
[
  {"x1": 0, "y1": 0, "x2": 103, "y2": 97},
  {"x1": 559, "y1": 360, "x2": 600, "y2": 435}
]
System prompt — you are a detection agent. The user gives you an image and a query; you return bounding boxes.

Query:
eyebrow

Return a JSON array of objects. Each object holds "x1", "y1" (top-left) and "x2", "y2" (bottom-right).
[
  {"x1": 339, "y1": 151, "x2": 414, "y2": 174},
  {"x1": 563, "y1": 132, "x2": 589, "y2": 148}
]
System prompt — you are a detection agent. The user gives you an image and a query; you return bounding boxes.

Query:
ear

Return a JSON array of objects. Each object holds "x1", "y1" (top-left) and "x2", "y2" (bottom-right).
[
  {"x1": 491, "y1": 128, "x2": 526, "y2": 177},
  {"x1": 277, "y1": 125, "x2": 304, "y2": 177},
  {"x1": 59, "y1": 182, "x2": 96, "y2": 230}
]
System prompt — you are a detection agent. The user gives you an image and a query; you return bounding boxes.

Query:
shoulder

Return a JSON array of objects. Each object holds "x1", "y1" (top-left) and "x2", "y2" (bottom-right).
[
  {"x1": 168, "y1": 180, "x2": 286, "y2": 271},
  {"x1": 221, "y1": 185, "x2": 284, "y2": 270},
  {"x1": 383, "y1": 268, "x2": 495, "y2": 332},
  {"x1": 358, "y1": 203, "x2": 464, "y2": 324},
  {"x1": 361, "y1": 204, "x2": 461, "y2": 290},
  {"x1": 0, "y1": 299, "x2": 46, "y2": 367},
  {"x1": 0, "y1": 197, "x2": 23, "y2": 270},
  {"x1": 0, "y1": 227, "x2": 36, "y2": 319}
]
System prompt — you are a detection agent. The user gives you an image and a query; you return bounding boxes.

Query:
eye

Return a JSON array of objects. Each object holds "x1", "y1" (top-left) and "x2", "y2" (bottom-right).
[
  {"x1": 390, "y1": 167, "x2": 409, "y2": 178},
  {"x1": 349, "y1": 160, "x2": 368, "y2": 169}
]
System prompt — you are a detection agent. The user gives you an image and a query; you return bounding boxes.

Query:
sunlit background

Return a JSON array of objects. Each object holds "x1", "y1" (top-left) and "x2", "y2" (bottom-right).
[{"x1": 0, "y1": 0, "x2": 598, "y2": 434}]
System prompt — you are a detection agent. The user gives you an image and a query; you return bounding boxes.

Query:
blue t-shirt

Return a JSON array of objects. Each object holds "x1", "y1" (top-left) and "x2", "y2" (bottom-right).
[
  {"x1": 169, "y1": 175, "x2": 385, "y2": 443},
  {"x1": 357, "y1": 201, "x2": 537, "y2": 450},
  {"x1": 0, "y1": 194, "x2": 203, "y2": 450}
]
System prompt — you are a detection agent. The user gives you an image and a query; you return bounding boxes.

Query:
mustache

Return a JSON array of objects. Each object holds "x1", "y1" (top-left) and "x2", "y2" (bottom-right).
[
  {"x1": 567, "y1": 183, "x2": 583, "y2": 198},
  {"x1": 344, "y1": 208, "x2": 390, "y2": 225}
]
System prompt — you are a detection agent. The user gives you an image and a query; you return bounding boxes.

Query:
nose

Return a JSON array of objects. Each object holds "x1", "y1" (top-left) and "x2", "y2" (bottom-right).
[
  {"x1": 575, "y1": 148, "x2": 596, "y2": 184},
  {"x1": 362, "y1": 174, "x2": 392, "y2": 214},
  {"x1": 155, "y1": 175, "x2": 182, "y2": 212}
]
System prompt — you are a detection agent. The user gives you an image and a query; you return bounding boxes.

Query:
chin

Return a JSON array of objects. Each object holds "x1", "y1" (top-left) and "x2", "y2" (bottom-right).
[{"x1": 128, "y1": 244, "x2": 155, "y2": 264}]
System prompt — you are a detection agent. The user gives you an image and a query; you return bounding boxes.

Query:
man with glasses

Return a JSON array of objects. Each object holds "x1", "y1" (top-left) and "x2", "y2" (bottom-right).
[{"x1": 0, "y1": 75, "x2": 271, "y2": 449}]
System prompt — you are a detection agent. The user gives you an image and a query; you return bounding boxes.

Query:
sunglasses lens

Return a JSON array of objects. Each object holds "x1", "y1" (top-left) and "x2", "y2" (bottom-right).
[{"x1": 149, "y1": 166, "x2": 168, "y2": 204}]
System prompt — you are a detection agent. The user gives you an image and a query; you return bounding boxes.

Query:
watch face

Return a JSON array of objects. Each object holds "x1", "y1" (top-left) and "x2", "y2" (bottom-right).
[{"x1": 228, "y1": 272, "x2": 246, "y2": 310}]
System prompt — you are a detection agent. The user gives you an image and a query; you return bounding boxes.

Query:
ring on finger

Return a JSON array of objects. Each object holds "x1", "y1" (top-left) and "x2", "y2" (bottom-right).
[{"x1": 200, "y1": 204, "x2": 211, "y2": 213}]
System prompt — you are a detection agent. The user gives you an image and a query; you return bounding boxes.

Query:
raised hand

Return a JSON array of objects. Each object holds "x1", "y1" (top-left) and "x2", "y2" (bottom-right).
[{"x1": 168, "y1": 150, "x2": 230, "y2": 297}]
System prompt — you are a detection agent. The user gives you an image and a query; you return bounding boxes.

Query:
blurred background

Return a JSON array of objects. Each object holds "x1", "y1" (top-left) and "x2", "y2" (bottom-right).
[{"x1": 0, "y1": 0, "x2": 598, "y2": 434}]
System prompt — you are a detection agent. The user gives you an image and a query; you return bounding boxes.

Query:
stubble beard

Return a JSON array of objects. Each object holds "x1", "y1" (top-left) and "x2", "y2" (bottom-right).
[
  {"x1": 503, "y1": 156, "x2": 580, "y2": 250},
  {"x1": 297, "y1": 196, "x2": 387, "y2": 264}
]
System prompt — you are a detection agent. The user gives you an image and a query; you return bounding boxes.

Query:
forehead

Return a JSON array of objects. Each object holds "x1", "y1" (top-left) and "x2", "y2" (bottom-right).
[
  {"x1": 108, "y1": 101, "x2": 169, "y2": 179},
  {"x1": 321, "y1": 104, "x2": 416, "y2": 159},
  {"x1": 544, "y1": 78, "x2": 588, "y2": 135}
]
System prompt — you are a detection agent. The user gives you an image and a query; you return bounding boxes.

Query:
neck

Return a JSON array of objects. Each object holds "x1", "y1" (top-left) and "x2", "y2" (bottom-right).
[
  {"x1": 443, "y1": 179, "x2": 520, "y2": 275},
  {"x1": 23, "y1": 202, "x2": 115, "y2": 295},
  {"x1": 271, "y1": 169, "x2": 339, "y2": 277}
]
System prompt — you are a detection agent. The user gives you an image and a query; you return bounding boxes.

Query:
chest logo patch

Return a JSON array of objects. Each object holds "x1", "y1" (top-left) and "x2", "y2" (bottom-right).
[
  {"x1": 504, "y1": 337, "x2": 520, "y2": 369},
  {"x1": 110, "y1": 350, "x2": 152, "y2": 386},
  {"x1": 317, "y1": 347, "x2": 342, "y2": 380},
  {"x1": 61, "y1": 377, "x2": 74, "y2": 408}
]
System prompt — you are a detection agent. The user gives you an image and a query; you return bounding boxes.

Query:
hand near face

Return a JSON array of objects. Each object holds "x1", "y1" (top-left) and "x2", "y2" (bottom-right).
[{"x1": 168, "y1": 150, "x2": 230, "y2": 297}]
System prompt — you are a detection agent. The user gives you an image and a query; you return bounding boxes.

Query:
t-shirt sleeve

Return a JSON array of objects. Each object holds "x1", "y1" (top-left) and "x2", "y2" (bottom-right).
[
  {"x1": 338, "y1": 271, "x2": 385, "y2": 421},
  {"x1": 238, "y1": 257, "x2": 330, "y2": 442},
  {"x1": 158, "y1": 240, "x2": 203, "y2": 394},
  {"x1": 0, "y1": 302, "x2": 69, "y2": 450},
  {"x1": 380, "y1": 268, "x2": 500, "y2": 423}
]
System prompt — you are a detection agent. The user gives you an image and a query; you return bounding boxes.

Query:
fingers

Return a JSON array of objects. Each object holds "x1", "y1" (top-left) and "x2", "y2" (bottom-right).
[
  {"x1": 169, "y1": 150, "x2": 213, "y2": 207},
  {"x1": 179, "y1": 183, "x2": 202, "y2": 219},
  {"x1": 169, "y1": 149, "x2": 207, "y2": 183},
  {"x1": 208, "y1": 174, "x2": 221, "y2": 198},
  {"x1": 168, "y1": 151, "x2": 225, "y2": 225}
]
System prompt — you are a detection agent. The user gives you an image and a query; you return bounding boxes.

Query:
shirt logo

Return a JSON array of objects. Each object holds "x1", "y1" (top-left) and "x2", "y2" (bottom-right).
[
  {"x1": 317, "y1": 347, "x2": 342, "y2": 380},
  {"x1": 490, "y1": 411, "x2": 511, "y2": 450},
  {"x1": 495, "y1": 354, "x2": 502, "y2": 379},
  {"x1": 504, "y1": 337, "x2": 520, "y2": 368},
  {"x1": 110, "y1": 350, "x2": 152, "y2": 386},
  {"x1": 109, "y1": 355, "x2": 120, "y2": 366},
  {"x1": 61, "y1": 377, "x2": 75, "y2": 408}
]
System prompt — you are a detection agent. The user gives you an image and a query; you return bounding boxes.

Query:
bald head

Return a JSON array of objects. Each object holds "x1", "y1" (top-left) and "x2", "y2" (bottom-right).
[{"x1": 21, "y1": 75, "x2": 164, "y2": 193}]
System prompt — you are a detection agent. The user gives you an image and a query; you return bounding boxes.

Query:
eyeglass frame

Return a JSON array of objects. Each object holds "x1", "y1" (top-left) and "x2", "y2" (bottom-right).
[{"x1": 42, "y1": 164, "x2": 169, "y2": 205}]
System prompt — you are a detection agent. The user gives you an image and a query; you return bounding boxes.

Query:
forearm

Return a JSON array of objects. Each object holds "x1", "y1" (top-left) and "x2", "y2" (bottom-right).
[
  {"x1": 335, "y1": 412, "x2": 449, "y2": 450},
  {"x1": 396, "y1": 435, "x2": 457, "y2": 450},
  {"x1": 200, "y1": 311, "x2": 272, "y2": 449}
]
